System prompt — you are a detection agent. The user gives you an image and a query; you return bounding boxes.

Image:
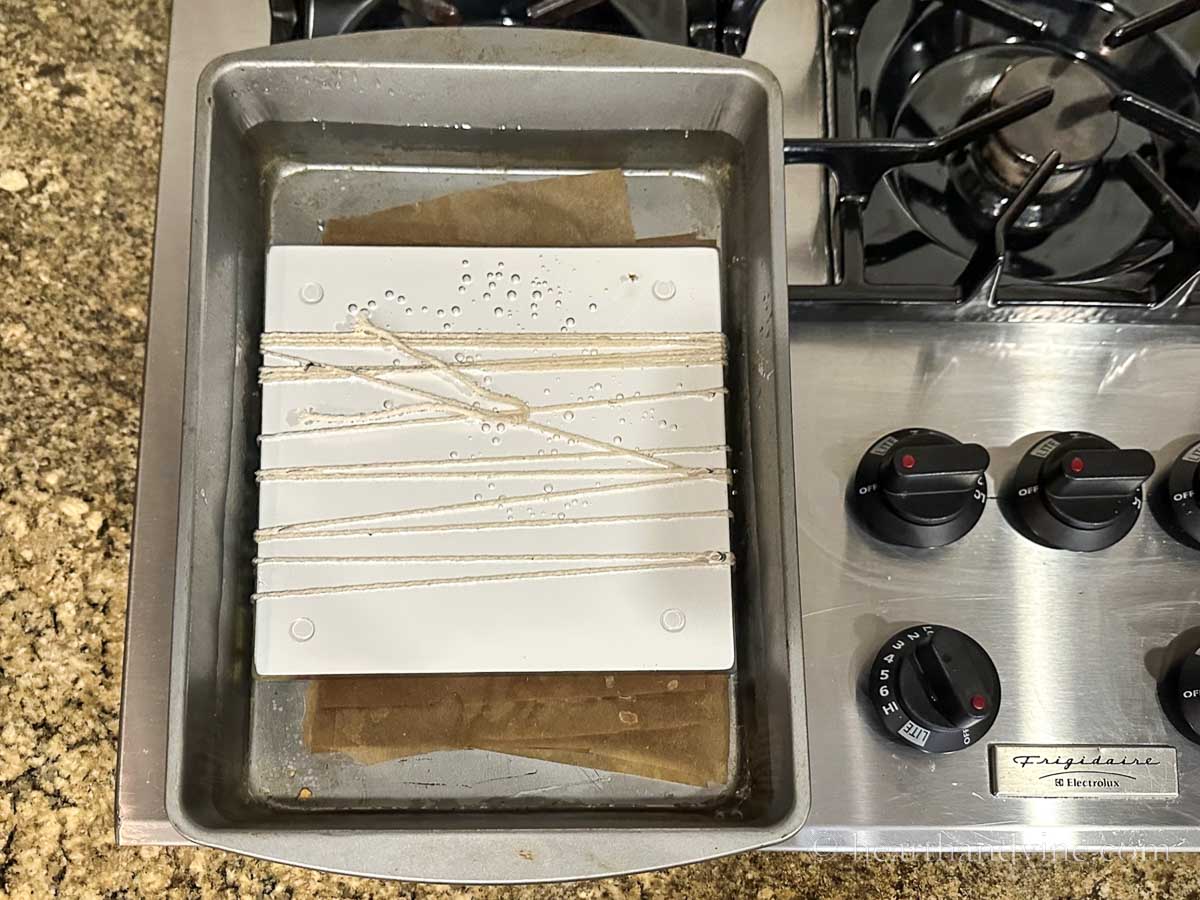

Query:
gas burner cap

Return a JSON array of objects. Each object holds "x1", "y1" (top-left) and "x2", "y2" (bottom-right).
[{"x1": 985, "y1": 57, "x2": 1118, "y2": 194}]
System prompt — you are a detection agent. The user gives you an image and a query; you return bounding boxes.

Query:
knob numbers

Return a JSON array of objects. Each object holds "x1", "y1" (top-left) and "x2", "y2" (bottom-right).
[
  {"x1": 854, "y1": 429, "x2": 990, "y2": 548},
  {"x1": 868, "y1": 624, "x2": 1000, "y2": 753},
  {"x1": 1011, "y1": 431, "x2": 1154, "y2": 552}
]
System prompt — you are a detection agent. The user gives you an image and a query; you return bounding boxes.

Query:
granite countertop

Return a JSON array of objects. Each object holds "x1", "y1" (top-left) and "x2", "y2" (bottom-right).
[{"x1": 2, "y1": 2, "x2": 1200, "y2": 897}]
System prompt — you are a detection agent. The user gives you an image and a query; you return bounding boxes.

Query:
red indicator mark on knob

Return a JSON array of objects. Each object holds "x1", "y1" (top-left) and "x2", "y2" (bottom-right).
[
  {"x1": 970, "y1": 694, "x2": 987, "y2": 712},
  {"x1": 1069, "y1": 456, "x2": 1085, "y2": 474},
  {"x1": 901, "y1": 453, "x2": 917, "y2": 470}
]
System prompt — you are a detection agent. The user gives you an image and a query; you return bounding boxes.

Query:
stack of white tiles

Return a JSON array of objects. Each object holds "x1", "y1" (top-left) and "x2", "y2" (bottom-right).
[{"x1": 253, "y1": 246, "x2": 735, "y2": 677}]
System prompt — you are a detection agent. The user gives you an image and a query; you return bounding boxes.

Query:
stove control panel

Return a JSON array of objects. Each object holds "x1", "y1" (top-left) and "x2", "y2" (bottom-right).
[
  {"x1": 853, "y1": 429, "x2": 990, "y2": 548},
  {"x1": 868, "y1": 624, "x2": 1000, "y2": 754},
  {"x1": 850, "y1": 428, "x2": 1200, "y2": 760},
  {"x1": 1010, "y1": 431, "x2": 1156, "y2": 552},
  {"x1": 789, "y1": 296, "x2": 1200, "y2": 846}
]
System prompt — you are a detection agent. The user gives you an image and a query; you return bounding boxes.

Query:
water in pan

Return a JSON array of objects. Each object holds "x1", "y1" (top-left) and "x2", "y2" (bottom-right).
[{"x1": 219, "y1": 118, "x2": 765, "y2": 814}]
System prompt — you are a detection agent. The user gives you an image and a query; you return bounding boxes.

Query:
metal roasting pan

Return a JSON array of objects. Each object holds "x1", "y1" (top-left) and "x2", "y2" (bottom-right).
[{"x1": 165, "y1": 27, "x2": 807, "y2": 882}]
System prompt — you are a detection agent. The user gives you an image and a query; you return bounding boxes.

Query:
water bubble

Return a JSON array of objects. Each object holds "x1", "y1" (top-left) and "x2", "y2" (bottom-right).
[
  {"x1": 659, "y1": 419, "x2": 668, "y2": 429},
  {"x1": 543, "y1": 387, "x2": 551, "y2": 396},
  {"x1": 565, "y1": 317, "x2": 575, "y2": 328},
  {"x1": 436, "y1": 308, "x2": 445, "y2": 318},
  {"x1": 613, "y1": 435, "x2": 623, "y2": 444},
  {"x1": 347, "y1": 303, "x2": 358, "y2": 313},
  {"x1": 530, "y1": 302, "x2": 539, "y2": 313},
  {"x1": 481, "y1": 423, "x2": 491, "y2": 433},
  {"x1": 454, "y1": 352, "x2": 466, "y2": 363},
  {"x1": 491, "y1": 436, "x2": 501, "y2": 445},
  {"x1": 367, "y1": 300, "x2": 377, "y2": 310},
  {"x1": 532, "y1": 290, "x2": 543, "y2": 300},
  {"x1": 458, "y1": 285, "x2": 467, "y2": 294},
  {"x1": 554, "y1": 298, "x2": 562, "y2": 307},
  {"x1": 588, "y1": 303, "x2": 597, "y2": 312},
  {"x1": 482, "y1": 375, "x2": 493, "y2": 387},
  {"x1": 671, "y1": 424, "x2": 678, "y2": 431},
  {"x1": 560, "y1": 326, "x2": 568, "y2": 333},
  {"x1": 384, "y1": 290, "x2": 394, "y2": 299},
  {"x1": 496, "y1": 422, "x2": 505, "y2": 433},
  {"x1": 497, "y1": 261, "x2": 505, "y2": 269},
  {"x1": 488, "y1": 281, "x2": 497, "y2": 291},
  {"x1": 442, "y1": 322, "x2": 451, "y2": 330},
  {"x1": 493, "y1": 307, "x2": 504, "y2": 317},
  {"x1": 404, "y1": 306, "x2": 414, "y2": 315},
  {"x1": 557, "y1": 512, "x2": 565, "y2": 520},
  {"x1": 383, "y1": 400, "x2": 394, "y2": 409},
  {"x1": 618, "y1": 417, "x2": 626, "y2": 425},
  {"x1": 474, "y1": 493, "x2": 483, "y2": 501},
  {"x1": 421, "y1": 305, "x2": 429, "y2": 313},
  {"x1": 506, "y1": 290, "x2": 517, "y2": 301},
  {"x1": 449, "y1": 450, "x2": 459, "y2": 459},
  {"x1": 462, "y1": 259, "x2": 470, "y2": 267},
  {"x1": 462, "y1": 274, "x2": 472, "y2": 284},
  {"x1": 451, "y1": 305, "x2": 461, "y2": 316},
  {"x1": 563, "y1": 411, "x2": 575, "y2": 422},
  {"x1": 511, "y1": 274, "x2": 520, "y2": 284},
  {"x1": 544, "y1": 484, "x2": 553, "y2": 493},
  {"x1": 550, "y1": 449, "x2": 559, "y2": 456},
  {"x1": 488, "y1": 482, "x2": 495, "y2": 490}
]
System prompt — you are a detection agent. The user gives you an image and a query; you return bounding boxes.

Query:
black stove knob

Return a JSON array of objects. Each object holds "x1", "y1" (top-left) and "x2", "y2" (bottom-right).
[
  {"x1": 1159, "y1": 639, "x2": 1200, "y2": 744},
  {"x1": 868, "y1": 624, "x2": 1000, "y2": 754},
  {"x1": 1011, "y1": 431, "x2": 1154, "y2": 552},
  {"x1": 853, "y1": 428, "x2": 990, "y2": 548},
  {"x1": 1163, "y1": 440, "x2": 1200, "y2": 547}
]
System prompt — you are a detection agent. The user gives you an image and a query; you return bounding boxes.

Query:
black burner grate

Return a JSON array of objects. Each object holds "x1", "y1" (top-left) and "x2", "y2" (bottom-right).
[{"x1": 785, "y1": 0, "x2": 1200, "y2": 313}]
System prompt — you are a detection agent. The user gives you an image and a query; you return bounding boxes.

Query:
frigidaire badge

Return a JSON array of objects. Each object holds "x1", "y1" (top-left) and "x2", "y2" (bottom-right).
[{"x1": 990, "y1": 745, "x2": 1178, "y2": 798}]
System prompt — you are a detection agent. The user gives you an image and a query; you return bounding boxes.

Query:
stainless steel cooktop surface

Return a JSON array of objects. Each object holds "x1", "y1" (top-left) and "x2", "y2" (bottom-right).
[{"x1": 779, "y1": 315, "x2": 1200, "y2": 851}]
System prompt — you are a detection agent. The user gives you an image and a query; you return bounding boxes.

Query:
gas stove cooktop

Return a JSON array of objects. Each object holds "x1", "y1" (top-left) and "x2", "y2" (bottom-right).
[
  {"x1": 776, "y1": 0, "x2": 1200, "y2": 853},
  {"x1": 119, "y1": 0, "x2": 1200, "y2": 857}
]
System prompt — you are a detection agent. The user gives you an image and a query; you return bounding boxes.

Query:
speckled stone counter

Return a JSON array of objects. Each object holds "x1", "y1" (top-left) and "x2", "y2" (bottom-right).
[{"x1": 4, "y1": 2, "x2": 1200, "y2": 896}]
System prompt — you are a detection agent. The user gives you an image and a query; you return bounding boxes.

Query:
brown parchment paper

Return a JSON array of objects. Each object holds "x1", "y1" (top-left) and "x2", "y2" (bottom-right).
[{"x1": 306, "y1": 170, "x2": 731, "y2": 788}]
